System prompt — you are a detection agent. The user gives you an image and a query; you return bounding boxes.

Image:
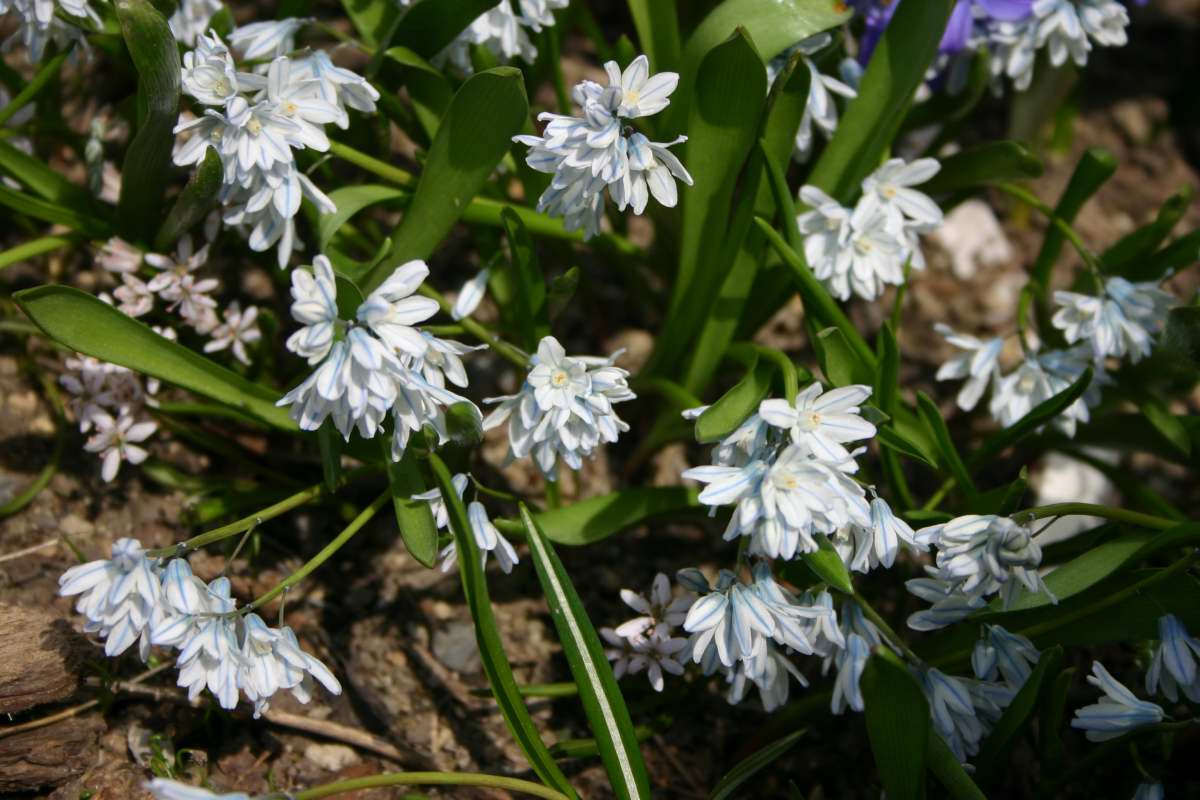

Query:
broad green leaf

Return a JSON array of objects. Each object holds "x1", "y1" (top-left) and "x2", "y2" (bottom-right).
[
  {"x1": 495, "y1": 207, "x2": 549, "y2": 350},
  {"x1": 116, "y1": 0, "x2": 181, "y2": 243},
  {"x1": 654, "y1": 28, "x2": 766, "y2": 378},
  {"x1": 1073, "y1": 412, "x2": 1200, "y2": 465},
  {"x1": 917, "y1": 392, "x2": 977, "y2": 497},
  {"x1": 973, "y1": 646, "x2": 1064, "y2": 787},
  {"x1": 155, "y1": 148, "x2": 223, "y2": 251},
  {"x1": 875, "y1": 425, "x2": 938, "y2": 469},
  {"x1": 384, "y1": 442, "x2": 438, "y2": 567},
  {"x1": 875, "y1": 323, "x2": 899, "y2": 417},
  {"x1": 317, "y1": 420, "x2": 342, "y2": 492},
  {"x1": 1037, "y1": 667, "x2": 1075, "y2": 782},
  {"x1": 926, "y1": 729, "x2": 986, "y2": 800},
  {"x1": 444, "y1": 401, "x2": 484, "y2": 446},
  {"x1": 918, "y1": 141, "x2": 1043, "y2": 196},
  {"x1": 393, "y1": 0, "x2": 500, "y2": 59},
  {"x1": 530, "y1": 487, "x2": 701, "y2": 546},
  {"x1": 967, "y1": 368, "x2": 1091, "y2": 470},
  {"x1": 341, "y1": 0, "x2": 399, "y2": 48},
  {"x1": 382, "y1": 46, "x2": 454, "y2": 140},
  {"x1": 708, "y1": 729, "x2": 806, "y2": 800},
  {"x1": 14, "y1": 285, "x2": 294, "y2": 430},
  {"x1": 1133, "y1": 230, "x2": 1200, "y2": 283},
  {"x1": 366, "y1": 68, "x2": 528, "y2": 293},
  {"x1": 815, "y1": 327, "x2": 873, "y2": 388},
  {"x1": 861, "y1": 647, "x2": 930, "y2": 800},
  {"x1": 1029, "y1": 148, "x2": 1117, "y2": 294},
  {"x1": 1160, "y1": 306, "x2": 1200, "y2": 371},
  {"x1": 695, "y1": 355, "x2": 774, "y2": 444},
  {"x1": 0, "y1": 185, "x2": 111, "y2": 238},
  {"x1": 667, "y1": 0, "x2": 850, "y2": 134},
  {"x1": 0, "y1": 138, "x2": 98, "y2": 210},
  {"x1": 318, "y1": 184, "x2": 407, "y2": 254},
  {"x1": 807, "y1": 0, "x2": 955, "y2": 202},
  {"x1": 520, "y1": 505, "x2": 651, "y2": 800},
  {"x1": 1140, "y1": 396, "x2": 1191, "y2": 457},
  {"x1": 800, "y1": 535, "x2": 853, "y2": 595},
  {"x1": 546, "y1": 266, "x2": 580, "y2": 322},
  {"x1": 1102, "y1": 184, "x2": 1192, "y2": 276},
  {"x1": 627, "y1": 0, "x2": 681, "y2": 72},
  {"x1": 427, "y1": 456, "x2": 577, "y2": 798},
  {"x1": 0, "y1": 50, "x2": 69, "y2": 127}
]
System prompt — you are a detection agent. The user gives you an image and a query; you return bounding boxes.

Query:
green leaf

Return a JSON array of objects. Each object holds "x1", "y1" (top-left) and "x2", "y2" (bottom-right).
[
  {"x1": 366, "y1": 67, "x2": 528, "y2": 293},
  {"x1": 318, "y1": 184, "x2": 406, "y2": 254},
  {"x1": 1134, "y1": 230, "x2": 1200, "y2": 283},
  {"x1": 756, "y1": 219, "x2": 877, "y2": 370},
  {"x1": 317, "y1": 420, "x2": 342, "y2": 492},
  {"x1": 1038, "y1": 666, "x2": 1075, "y2": 781},
  {"x1": 875, "y1": 323, "x2": 899, "y2": 417},
  {"x1": 427, "y1": 455, "x2": 577, "y2": 798},
  {"x1": 1101, "y1": 184, "x2": 1192, "y2": 276},
  {"x1": 627, "y1": 0, "x2": 681, "y2": 72},
  {"x1": 815, "y1": 327, "x2": 873, "y2": 388},
  {"x1": 807, "y1": 0, "x2": 955, "y2": 202},
  {"x1": 1140, "y1": 396, "x2": 1191, "y2": 457},
  {"x1": 1160, "y1": 306, "x2": 1200, "y2": 371},
  {"x1": 546, "y1": 266, "x2": 580, "y2": 322},
  {"x1": 0, "y1": 50, "x2": 70, "y2": 128},
  {"x1": 495, "y1": 207, "x2": 549, "y2": 350},
  {"x1": 695, "y1": 355, "x2": 774, "y2": 444},
  {"x1": 14, "y1": 285, "x2": 294, "y2": 430},
  {"x1": 668, "y1": 0, "x2": 851, "y2": 134},
  {"x1": 392, "y1": 0, "x2": 500, "y2": 59},
  {"x1": 444, "y1": 401, "x2": 484, "y2": 447},
  {"x1": 384, "y1": 443, "x2": 438, "y2": 568},
  {"x1": 876, "y1": 425, "x2": 938, "y2": 469},
  {"x1": 529, "y1": 487, "x2": 701, "y2": 546},
  {"x1": 382, "y1": 47, "x2": 454, "y2": 140},
  {"x1": 341, "y1": 0, "x2": 399, "y2": 48},
  {"x1": 926, "y1": 729, "x2": 986, "y2": 800},
  {"x1": 917, "y1": 392, "x2": 977, "y2": 497},
  {"x1": 973, "y1": 646, "x2": 1064, "y2": 787},
  {"x1": 918, "y1": 141, "x2": 1043, "y2": 196},
  {"x1": 967, "y1": 368, "x2": 1092, "y2": 470},
  {"x1": 0, "y1": 138, "x2": 98, "y2": 210},
  {"x1": 861, "y1": 648, "x2": 930, "y2": 800},
  {"x1": 519, "y1": 504, "x2": 651, "y2": 800},
  {"x1": 1029, "y1": 148, "x2": 1117, "y2": 294},
  {"x1": 155, "y1": 148, "x2": 223, "y2": 251},
  {"x1": 654, "y1": 28, "x2": 766, "y2": 378},
  {"x1": 800, "y1": 535, "x2": 853, "y2": 595},
  {"x1": 708, "y1": 729, "x2": 806, "y2": 800},
  {"x1": 900, "y1": 48, "x2": 989, "y2": 132},
  {"x1": 0, "y1": 185, "x2": 111, "y2": 238},
  {"x1": 116, "y1": 0, "x2": 181, "y2": 243}
]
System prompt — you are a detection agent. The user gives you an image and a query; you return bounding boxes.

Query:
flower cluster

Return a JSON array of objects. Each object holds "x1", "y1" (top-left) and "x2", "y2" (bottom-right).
[
  {"x1": 484, "y1": 335, "x2": 634, "y2": 480},
  {"x1": 937, "y1": 276, "x2": 1172, "y2": 437},
  {"x1": 412, "y1": 472, "x2": 520, "y2": 575},
  {"x1": 601, "y1": 573, "x2": 691, "y2": 693},
  {"x1": 768, "y1": 34, "x2": 859, "y2": 163},
  {"x1": 1072, "y1": 660, "x2": 1164, "y2": 742},
  {"x1": 441, "y1": 0, "x2": 569, "y2": 73},
  {"x1": 174, "y1": 25, "x2": 379, "y2": 267},
  {"x1": 513, "y1": 55, "x2": 692, "y2": 239},
  {"x1": 168, "y1": 0, "x2": 222, "y2": 46},
  {"x1": 0, "y1": 0, "x2": 97, "y2": 62},
  {"x1": 798, "y1": 157, "x2": 943, "y2": 302},
  {"x1": 59, "y1": 538, "x2": 341, "y2": 715},
  {"x1": 907, "y1": 514, "x2": 1055, "y2": 630},
  {"x1": 278, "y1": 256, "x2": 482, "y2": 460},
  {"x1": 59, "y1": 354, "x2": 160, "y2": 482}
]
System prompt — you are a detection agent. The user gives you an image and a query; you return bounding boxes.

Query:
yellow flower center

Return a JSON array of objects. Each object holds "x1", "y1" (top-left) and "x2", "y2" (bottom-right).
[{"x1": 551, "y1": 369, "x2": 570, "y2": 388}]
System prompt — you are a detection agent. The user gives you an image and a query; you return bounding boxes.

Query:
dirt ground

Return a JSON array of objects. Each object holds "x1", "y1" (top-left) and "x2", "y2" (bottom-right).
[{"x1": 2, "y1": 3, "x2": 1199, "y2": 799}]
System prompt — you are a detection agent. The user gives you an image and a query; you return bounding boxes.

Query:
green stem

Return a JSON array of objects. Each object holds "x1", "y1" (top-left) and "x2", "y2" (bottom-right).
[
  {"x1": 471, "y1": 682, "x2": 579, "y2": 699},
  {"x1": 996, "y1": 182, "x2": 1103, "y2": 272},
  {"x1": 248, "y1": 489, "x2": 390, "y2": 611},
  {"x1": 630, "y1": 376, "x2": 703, "y2": 411},
  {"x1": 544, "y1": 476, "x2": 561, "y2": 509},
  {"x1": 1020, "y1": 503, "x2": 1177, "y2": 531},
  {"x1": 292, "y1": 771, "x2": 571, "y2": 800},
  {"x1": 328, "y1": 140, "x2": 416, "y2": 187},
  {"x1": 852, "y1": 591, "x2": 920, "y2": 663},
  {"x1": 417, "y1": 284, "x2": 530, "y2": 367},
  {"x1": 0, "y1": 235, "x2": 74, "y2": 270},
  {"x1": 145, "y1": 468, "x2": 377, "y2": 558},
  {"x1": 753, "y1": 346, "x2": 801, "y2": 402},
  {"x1": 0, "y1": 49, "x2": 69, "y2": 127}
]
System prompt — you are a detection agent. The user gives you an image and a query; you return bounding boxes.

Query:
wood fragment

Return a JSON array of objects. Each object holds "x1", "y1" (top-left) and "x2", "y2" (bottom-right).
[
  {"x1": 0, "y1": 714, "x2": 103, "y2": 792},
  {"x1": 0, "y1": 604, "x2": 89, "y2": 714}
]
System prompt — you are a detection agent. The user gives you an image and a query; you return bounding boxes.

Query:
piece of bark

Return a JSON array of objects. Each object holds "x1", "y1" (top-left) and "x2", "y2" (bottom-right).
[
  {"x1": 0, "y1": 604, "x2": 90, "y2": 714},
  {"x1": 0, "y1": 714, "x2": 103, "y2": 791}
]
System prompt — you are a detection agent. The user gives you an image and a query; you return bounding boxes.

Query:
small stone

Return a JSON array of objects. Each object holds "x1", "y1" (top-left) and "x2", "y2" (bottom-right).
[
  {"x1": 930, "y1": 199, "x2": 1013, "y2": 280},
  {"x1": 304, "y1": 743, "x2": 360, "y2": 772},
  {"x1": 432, "y1": 620, "x2": 481, "y2": 674},
  {"x1": 60, "y1": 515, "x2": 94, "y2": 538}
]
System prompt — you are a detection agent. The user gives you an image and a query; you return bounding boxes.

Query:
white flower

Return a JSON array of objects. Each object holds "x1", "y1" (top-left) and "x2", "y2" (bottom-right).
[
  {"x1": 835, "y1": 493, "x2": 920, "y2": 573},
  {"x1": 147, "y1": 778, "x2": 250, "y2": 800},
  {"x1": 724, "y1": 646, "x2": 808, "y2": 712},
  {"x1": 860, "y1": 157, "x2": 943, "y2": 231},
  {"x1": 280, "y1": 335, "x2": 401, "y2": 440},
  {"x1": 607, "y1": 55, "x2": 679, "y2": 119},
  {"x1": 222, "y1": 96, "x2": 304, "y2": 177},
  {"x1": 285, "y1": 255, "x2": 340, "y2": 364},
  {"x1": 357, "y1": 259, "x2": 440, "y2": 358},
  {"x1": 1051, "y1": 277, "x2": 1171, "y2": 364},
  {"x1": 228, "y1": 17, "x2": 308, "y2": 60},
  {"x1": 628, "y1": 632, "x2": 689, "y2": 692},
  {"x1": 112, "y1": 273, "x2": 154, "y2": 318},
  {"x1": 1072, "y1": 661, "x2": 1165, "y2": 742},
  {"x1": 972, "y1": 624, "x2": 1040, "y2": 688},
  {"x1": 437, "y1": 500, "x2": 519, "y2": 575},
  {"x1": 614, "y1": 573, "x2": 693, "y2": 640},
  {"x1": 173, "y1": 577, "x2": 243, "y2": 709},
  {"x1": 412, "y1": 472, "x2": 469, "y2": 530},
  {"x1": 1145, "y1": 614, "x2": 1200, "y2": 703},
  {"x1": 58, "y1": 537, "x2": 162, "y2": 660},
  {"x1": 204, "y1": 302, "x2": 262, "y2": 365},
  {"x1": 238, "y1": 612, "x2": 341, "y2": 717},
  {"x1": 612, "y1": 133, "x2": 692, "y2": 214},
  {"x1": 988, "y1": 350, "x2": 1094, "y2": 437},
  {"x1": 780, "y1": 34, "x2": 857, "y2": 162},
  {"x1": 451, "y1": 267, "x2": 490, "y2": 320},
  {"x1": 920, "y1": 667, "x2": 991, "y2": 762},
  {"x1": 483, "y1": 336, "x2": 633, "y2": 479},
  {"x1": 906, "y1": 575, "x2": 987, "y2": 631},
  {"x1": 84, "y1": 411, "x2": 156, "y2": 482},
  {"x1": 412, "y1": 332, "x2": 484, "y2": 389},
  {"x1": 265, "y1": 56, "x2": 341, "y2": 151},
  {"x1": 758, "y1": 383, "x2": 875, "y2": 464},
  {"x1": 145, "y1": 234, "x2": 210, "y2": 297},
  {"x1": 180, "y1": 31, "x2": 242, "y2": 106},
  {"x1": 440, "y1": 0, "x2": 568, "y2": 71},
  {"x1": 96, "y1": 237, "x2": 143, "y2": 273},
  {"x1": 830, "y1": 632, "x2": 871, "y2": 714},
  {"x1": 168, "y1": 0, "x2": 222, "y2": 47},
  {"x1": 935, "y1": 324, "x2": 1005, "y2": 412},
  {"x1": 1133, "y1": 783, "x2": 1165, "y2": 800},
  {"x1": 293, "y1": 50, "x2": 380, "y2": 128},
  {"x1": 798, "y1": 190, "x2": 912, "y2": 302}
]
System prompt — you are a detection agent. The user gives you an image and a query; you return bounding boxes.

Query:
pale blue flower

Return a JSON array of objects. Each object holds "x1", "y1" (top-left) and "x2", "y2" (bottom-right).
[
  {"x1": 1072, "y1": 661, "x2": 1165, "y2": 742},
  {"x1": 972, "y1": 624, "x2": 1040, "y2": 688},
  {"x1": 831, "y1": 633, "x2": 871, "y2": 714},
  {"x1": 1133, "y1": 782, "x2": 1164, "y2": 800},
  {"x1": 1146, "y1": 614, "x2": 1200, "y2": 703},
  {"x1": 146, "y1": 778, "x2": 250, "y2": 800}
]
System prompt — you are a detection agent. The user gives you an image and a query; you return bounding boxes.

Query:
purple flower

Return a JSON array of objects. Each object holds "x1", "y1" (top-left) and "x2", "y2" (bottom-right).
[{"x1": 855, "y1": 0, "x2": 1035, "y2": 64}]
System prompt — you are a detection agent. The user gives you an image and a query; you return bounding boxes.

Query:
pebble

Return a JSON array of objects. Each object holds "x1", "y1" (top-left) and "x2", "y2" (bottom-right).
[
  {"x1": 304, "y1": 743, "x2": 360, "y2": 772},
  {"x1": 432, "y1": 620, "x2": 481, "y2": 674},
  {"x1": 60, "y1": 514, "x2": 94, "y2": 538}
]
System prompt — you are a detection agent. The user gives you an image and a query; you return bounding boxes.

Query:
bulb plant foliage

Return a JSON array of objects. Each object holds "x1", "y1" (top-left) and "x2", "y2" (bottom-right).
[{"x1": 0, "y1": 0, "x2": 1196, "y2": 798}]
